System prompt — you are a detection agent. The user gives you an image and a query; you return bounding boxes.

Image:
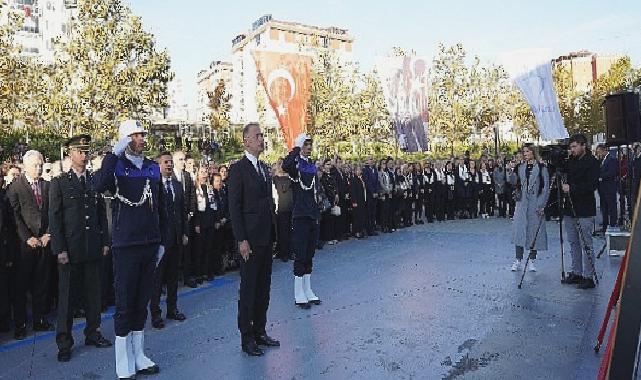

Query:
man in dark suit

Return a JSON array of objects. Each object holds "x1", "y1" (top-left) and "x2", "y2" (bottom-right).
[
  {"x1": 362, "y1": 157, "x2": 379, "y2": 235},
  {"x1": 171, "y1": 150, "x2": 197, "y2": 288},
  {"x1": 0, "y1": 173, "x2": 17, "y2": 333},
  {"x1": 7, "y1": 150, "x2": 54, "y2": 340},
  {"x1": 49, "y1": 135, "x2": 112, "y2": 362},
  {"x1": 228, "y1": 123, "x2": 279, "y2": 357},
  {"x1": 150, "y1": 152, "x2": 189, "y2": 329},
  {"x1": 596, "y1": 145, "x2": 618, "y2": 231}
]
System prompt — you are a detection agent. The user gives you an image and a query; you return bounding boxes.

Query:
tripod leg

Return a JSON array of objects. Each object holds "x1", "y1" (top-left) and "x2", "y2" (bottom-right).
[{"x1": 518, "y1": 256, "x2": 531, "y2": 289}]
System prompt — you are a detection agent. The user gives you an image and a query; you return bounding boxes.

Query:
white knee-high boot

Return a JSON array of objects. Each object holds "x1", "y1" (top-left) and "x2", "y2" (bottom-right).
[
  {"x1": 302, "y1": 274, "x2": 321, "y2": 305},
  {"x1": 115, "y1": 335, "x2": 135, "y2": 379},
  {"x1": 131, "y1": 330, "x2": 159, "y2": 374},
  {"x1": 294, "y1": 276, "x2": 309, "y2": 308}
]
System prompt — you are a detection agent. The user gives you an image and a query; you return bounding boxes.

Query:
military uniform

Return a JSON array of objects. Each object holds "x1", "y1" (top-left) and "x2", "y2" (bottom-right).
[{"x1": 49, "y1": 135, "x2": 112, "y2": 361}]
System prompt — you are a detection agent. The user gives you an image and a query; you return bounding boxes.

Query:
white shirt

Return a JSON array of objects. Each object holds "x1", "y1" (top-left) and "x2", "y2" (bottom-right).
[{"x1": 458, "y1": 165, "x2": 468, "y2": 180}]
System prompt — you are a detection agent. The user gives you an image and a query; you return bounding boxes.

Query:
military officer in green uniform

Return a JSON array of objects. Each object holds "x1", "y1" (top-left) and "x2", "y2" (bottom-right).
[{"x1": 49, "y1": 135, "x2": 112, "y2": 362}]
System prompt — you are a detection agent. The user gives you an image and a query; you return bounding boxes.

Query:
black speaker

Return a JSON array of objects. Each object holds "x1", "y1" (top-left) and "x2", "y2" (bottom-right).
[{"x1": 604, "y1": 92, "x2": 641, "y2": 146}]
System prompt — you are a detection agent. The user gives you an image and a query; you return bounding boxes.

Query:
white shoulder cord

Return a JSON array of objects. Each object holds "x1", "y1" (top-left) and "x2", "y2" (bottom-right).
[{"x1": 113, "y1": 174, "x2": 153, "y2": 208}]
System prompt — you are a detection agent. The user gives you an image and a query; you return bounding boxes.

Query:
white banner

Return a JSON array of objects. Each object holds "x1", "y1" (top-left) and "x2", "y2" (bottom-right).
[
  {"x1": 375, "y1": 56, "x2": 430, "y2": 152},
  {"x1": 514, "y1": 62, "x2": 568, "y2": 141}
]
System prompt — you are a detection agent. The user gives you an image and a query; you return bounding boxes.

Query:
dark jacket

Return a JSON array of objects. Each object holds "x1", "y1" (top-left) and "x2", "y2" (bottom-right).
[
  {"x1": 564, "y1": 152, "x2": 600, "y2": 217},
  {"x1": 599, "y1": 152, "x2": 618, "y2": 193},
  {"x1": 49, "y1": 171, "x2": 109, "y2": 263},
  {"x1": 350, "y1": 175, "x2": 368, "y2": 207},
  {"x1": 228, "y1": 155, "x2": 274, "y2": 247},
  {"x1": 193, "y1": 184, "x2": 218, "y2": 230},
  {"x1": 93, "y1": 152, "x2": 167, "y2": 249},
  {"x1": 7, "y1": 175, "x2": 49, "y2": 244},
  {"x1": 173, "y1": 169, "x2": 196, "y2": 225},
  {"x1": 362, "y1": 165, "x2": 379, "y2": 195},
  {"x1": 272, "y1": 176, "x2": 293, "y2": 214},
  {"x1": 161, "y1": 177, "x2": 188, "y2": 248},
  {"x1": 282, "y1": 147, "x2": 320, "y2": 220},
  {"x1": 0, "y1": 189, "x2": 17, "y2": 266}
]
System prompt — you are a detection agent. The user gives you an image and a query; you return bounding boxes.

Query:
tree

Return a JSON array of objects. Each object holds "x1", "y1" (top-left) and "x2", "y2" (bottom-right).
[
  {"x1": 470, "y1": 62, "x2": 513, "y2": 145},
  {"x1": 51, "y1": 0, "x2": 173, "y2": 138},
  {"x1": 428, "y1": 43, "x2": 476, "y2": 156}
]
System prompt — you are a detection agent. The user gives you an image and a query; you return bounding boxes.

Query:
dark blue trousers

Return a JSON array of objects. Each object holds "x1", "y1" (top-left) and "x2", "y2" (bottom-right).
[
  {"x1": 292, "y1": 217, "x2": 319, "y2": 277},
  {"x1": 112, "y1": 244, "x2": 157, "y2": 337}
]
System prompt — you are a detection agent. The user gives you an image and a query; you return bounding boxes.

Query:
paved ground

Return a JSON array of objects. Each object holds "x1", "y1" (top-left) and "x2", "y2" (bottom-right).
[{"x1": 0, "y1": 218, "x2": 621, "y2": 380}]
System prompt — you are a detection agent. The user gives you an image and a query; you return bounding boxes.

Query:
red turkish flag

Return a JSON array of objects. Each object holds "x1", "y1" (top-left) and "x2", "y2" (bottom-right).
[{"x1": 252, "y1": 51, "x2": 312, "y2": 150}]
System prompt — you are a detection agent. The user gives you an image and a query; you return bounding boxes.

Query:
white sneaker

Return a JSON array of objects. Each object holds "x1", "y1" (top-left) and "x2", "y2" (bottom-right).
[
  {"x1": 529, "y1": 259, "x2": 537, "y2": 272},
  {"x1": 511, "y1": 260, "x2": 522, "y2": 271}
]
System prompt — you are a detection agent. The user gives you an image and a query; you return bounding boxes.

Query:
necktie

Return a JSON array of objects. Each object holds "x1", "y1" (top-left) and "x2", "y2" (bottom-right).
[
  {"x1": 31, "y1": 181, "x2": 42, "y2": 207},
  {"x1": 79, "y1": 176, "x2": 86, "y2": 191},
  {"x1": 166, "y1": 180, "x2": 174, "y2": 201},
  {"x1": 256, "y1": 161, "x2": 265, "y2": 181}
]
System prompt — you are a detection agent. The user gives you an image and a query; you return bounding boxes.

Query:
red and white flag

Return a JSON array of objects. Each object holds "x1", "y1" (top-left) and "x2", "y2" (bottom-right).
[{"x1": 252, "y1": 50, "x2": 312, "y2": 149}]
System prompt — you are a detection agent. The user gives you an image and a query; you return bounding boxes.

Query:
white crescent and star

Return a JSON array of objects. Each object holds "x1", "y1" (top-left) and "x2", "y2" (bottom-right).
[{"x1": 267, "y1": 68, "x2": 296, "y2": 116}]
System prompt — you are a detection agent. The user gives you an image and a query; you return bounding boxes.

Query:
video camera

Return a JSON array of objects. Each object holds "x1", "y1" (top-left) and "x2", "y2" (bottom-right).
[{"x1": 540, "y1": 140, "x2": 569, "y2": 172}]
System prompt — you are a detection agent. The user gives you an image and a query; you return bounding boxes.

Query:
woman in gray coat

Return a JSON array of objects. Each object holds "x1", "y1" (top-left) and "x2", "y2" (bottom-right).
[{"x1": 511, "y1": 145, "x2": 550, "y2": 272}]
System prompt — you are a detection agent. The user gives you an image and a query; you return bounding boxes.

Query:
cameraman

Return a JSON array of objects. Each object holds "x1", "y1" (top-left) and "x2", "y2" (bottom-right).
[{"x1": 561, "y1": 134, "x2": 600, "y2": 289}]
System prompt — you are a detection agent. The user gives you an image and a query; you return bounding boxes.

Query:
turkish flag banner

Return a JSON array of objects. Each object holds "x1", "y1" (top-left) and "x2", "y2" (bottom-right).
[{"x1": 252, "y1": 50, "x2": 312, "y2": 150}]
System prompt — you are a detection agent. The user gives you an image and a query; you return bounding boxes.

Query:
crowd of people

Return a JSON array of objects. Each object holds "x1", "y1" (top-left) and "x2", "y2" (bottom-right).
[{"x1": 1, "y1": 122, "x2": 641, "y2": 374}]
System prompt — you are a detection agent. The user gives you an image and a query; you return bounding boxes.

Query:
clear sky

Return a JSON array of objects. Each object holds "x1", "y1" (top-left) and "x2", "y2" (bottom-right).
[{"x1": 125, "y1": 0, "x2": 641, "y2": 109}]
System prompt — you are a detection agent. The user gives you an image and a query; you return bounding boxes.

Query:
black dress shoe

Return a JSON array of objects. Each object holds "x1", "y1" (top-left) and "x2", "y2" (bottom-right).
[
  {"x1": 33, "y1": 319, "x2": 54, "y2": 331},
  {"x1": 255, "y1": 334, "x2": 280, "y2": 347},
  {"x1": 151, "y1": 317, "x2": 165, "y2": 329},
  {"x1": 137, "y1": 364, "x2": 160, "y2": 375},
  {"x1": 186, "y1": 279, "x2": 198, "y2": 288},
  {"x1": 561, "y1": 273, "x2": 583, "y2": 285},
  {"x1": 14, "y1": 325, "x2": 27, "y2": 340},
  {"x1": 296, "y1": 302, "x2": 311, "y2": 309},
  {"x1": 578, "y1": 278, "x2": 596, "y2": 289},
  {"x1": 166, "y1": 311, "x2": 186, "y2": 321},
  {"x1": 85, "y1": 333, "x2": 112, "y2": 348},
  {"x1": 57, "y1": 349, "x2": 71, "y2": 362},
  {"x1": 242, "y1": 341, "x2": 264, "y2": 357},
  {"x1": 308, "y1": 298, "x2": 321, "y2": 305}
]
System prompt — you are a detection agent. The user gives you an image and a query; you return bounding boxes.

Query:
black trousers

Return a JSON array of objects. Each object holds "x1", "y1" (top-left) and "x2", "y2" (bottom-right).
[
  {"x1": 113, "y1": 244, "x2": 157, "y2": 337},
  {"x1": 0, "y1": 264, "x2": 15, "y2": 329},
  {"x1": 151, "y1": 245, "x2": 180, "y2": 317},
  {"x1": 389, "y1": 195, "x2": 400, "y2": 229},
  {"x1": 292, "y1": 217, "x2": 319, "y2": 276},
  {"x1": 56, "y1": 259, "x2": 102, "y2": 351},
  {"x1": 599, "y1": 187, "x2": 618, "y2": 229},
  {"x1": 276, "y1": 211, "x2": 293, "y2": 260},
  {"x1": 194, "y1": 226, "x2": 214, "y2": 277},
  {"x1": 101, "y1": 250, "x2": 115, "y2": 307},
  {"x1": 414, "y1": 194, "x2": 423, "y2": 221},
  {"x1": 497, "y1": 192, "x2": 507, "y2": 217},
  {"x1": 320, "y1": 213, "x2": 337, "y2": 242},
  {"x1": 366, "y1": 197, "x2": 377, "y2": 233},
  {"x1": 378, "y1": 196, "x2": 390, "y2": 230},
  {"x1": 424, "y1": 190, "x2": 434, "y2": 222},
  {"x1": 182, "y1": 225, "x2": 196, "y2": 281},
  {"x1": 403, "y1": 197, "x2": 413, "y2": 225},
  {"x1": 434, "y1": 187, "x2": 445, "y2": 221},
  {"x1": 237, "y1": 244, "x2": 272, "y2": 344},
  {"x1": 14, "y1": 245, "x2": 53, "y2": 327}
]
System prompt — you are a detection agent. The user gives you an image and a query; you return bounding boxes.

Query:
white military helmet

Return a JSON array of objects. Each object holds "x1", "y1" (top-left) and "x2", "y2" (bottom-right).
[{"x1": 118, "y1": 119, "x2": 147, "y2": 139}]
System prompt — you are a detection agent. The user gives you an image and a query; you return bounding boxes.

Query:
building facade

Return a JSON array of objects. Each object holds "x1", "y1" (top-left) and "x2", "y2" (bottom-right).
[
  {"x1": 553, "y1": 50, "x2": 623, "y2": 92},
  {"x1": 196, "y1": 60, "x2": 233, "y2": 122},
  {"x1": 228, "y1": 14, "x2": 354, "y2": 129},
  {"x1": 3, "y1": 0, "x2": 75, "y2": 62}
]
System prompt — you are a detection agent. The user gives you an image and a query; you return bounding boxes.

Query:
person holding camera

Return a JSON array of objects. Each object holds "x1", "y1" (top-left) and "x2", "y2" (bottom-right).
[
  {"x1": 561, "y1": 134, "x2": 600, "y2": 289},
  {"x1": 511, "y1": 145, "x2": 550, "y2": 272}
]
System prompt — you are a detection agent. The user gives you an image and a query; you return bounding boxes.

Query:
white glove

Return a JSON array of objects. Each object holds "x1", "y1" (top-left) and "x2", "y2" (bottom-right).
[
  {"x1": 294, "y1": 133, "x2": 310, "y2": 149},
  {"x1": 156, "y1": 245, "x2": 165, "y2": 267},
  {"x1": 112, "y1": 136, "x2": 131, "y2": 155}
]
